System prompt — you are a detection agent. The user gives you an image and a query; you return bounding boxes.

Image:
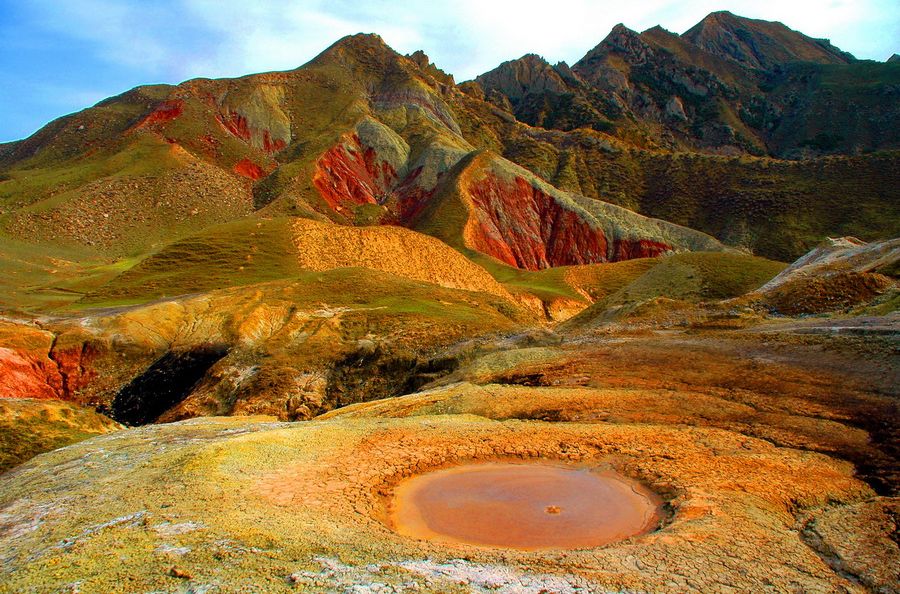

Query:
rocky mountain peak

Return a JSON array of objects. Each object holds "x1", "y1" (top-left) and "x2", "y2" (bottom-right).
[
  {"x1": 407, "y1": 49, "x2": 455, "y2": 85},
  {"x1": 475, "y1": 53, "x2": 569, "y2": 101},
  {"x1": 573, "y1": 23, "x2": 653, "y2": 77},
  {"x1": 683, "y1": 11, "x2": 855, "y2": 69},
  {"x1": 312, "y1": 32, "x2": 402, "y2": 70},
  {"x1": 604, "y1": 23, "x2": 645, "y2": 48},
  {"x1": 331, "y1": 32, "x2": 391, "y2": 52}
]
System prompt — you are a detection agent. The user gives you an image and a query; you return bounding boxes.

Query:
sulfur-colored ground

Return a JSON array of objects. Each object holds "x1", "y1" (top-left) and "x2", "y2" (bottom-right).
[
  {"x1": 0, "y1": 330, "x2": 896, "y2": 593},
  {"x1": 0, "y1": 398, "x2": 121, "y2": 473}
]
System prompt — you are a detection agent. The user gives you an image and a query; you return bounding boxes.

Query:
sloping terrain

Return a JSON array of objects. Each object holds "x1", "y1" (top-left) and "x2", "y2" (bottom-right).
[
  {"x1": 76, "y1": 216, "x2": 513, "y2": 308},
  {"x1": 464, "y1": 121, "x2": 900, "y2": 260},
  {"x1": 751, "y1": 237, "x2": 900, "y2": 315},
  {"x1": 0, "y1": 18, "x2": 896, "y2": 289},
  {"x1": 682, "y1": 11, "x2": 856, "y2": 69},
  {"x1": 759, "y1": 236, "x2": 900, "y2": 291},
  {"x1": 0, "y1": 17, "x2": 897, "y2": 593},
  {"x1": 0, "y1": 398, "x2": 121, "y2": 473},
  {"x1": 290, "y1": 218, "x2": 512, "y2": 299},
  {"x1": 560, "y1": 251, "x2": 786, "y2": 331},
  {"x1": 0, "y1": 268, "x2": 529, "y2": 423},
  {"x1": 414, "y1": 151, "x2": 725, "y2": 270},
  {"x1": 0, "y1": 326, "x2": 896, "y2": 592},
  {"x1": 559, "y1": 237, "x2": 898, "y2": 335}
]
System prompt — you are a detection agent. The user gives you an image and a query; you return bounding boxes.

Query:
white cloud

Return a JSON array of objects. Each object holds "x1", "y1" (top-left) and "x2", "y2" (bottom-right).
[
  {"x1": 29, "y1": 0, "x2": 174, "y2": 73},
  {"x1": 181, "y1": 1, "x2": 427, "y2": 77}
]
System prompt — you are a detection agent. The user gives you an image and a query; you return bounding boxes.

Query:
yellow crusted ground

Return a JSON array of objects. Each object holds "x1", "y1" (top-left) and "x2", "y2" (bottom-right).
[
  {"x1": 0, "y1": 332, "x2": 896, "y2": 593},
  {"x1": 0, "y1": 414, "x2": 874, "y2": 593},
  {"x1": 292, "y1": 218, "x2": 513, "y2": 301}
]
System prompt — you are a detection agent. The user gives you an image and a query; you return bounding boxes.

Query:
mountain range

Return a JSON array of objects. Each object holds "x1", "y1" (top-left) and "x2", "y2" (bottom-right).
[
  {"x1": 0, "y1": 11, "x2": 897, "y2": 295},
  {"x1": 1, "y1": 12, "x2": 899, "y2": 591}
]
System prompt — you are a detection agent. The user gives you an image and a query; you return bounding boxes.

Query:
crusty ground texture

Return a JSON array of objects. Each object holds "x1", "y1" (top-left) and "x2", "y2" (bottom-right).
[
  {"x1": 0, "y1": 332, "x2": 896, "y2": 593},
  {"x1": 0, "y1": 413, "x2": 892, "y2": 590}
]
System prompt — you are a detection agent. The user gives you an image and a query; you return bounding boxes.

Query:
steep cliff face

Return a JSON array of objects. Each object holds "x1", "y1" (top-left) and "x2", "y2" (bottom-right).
[
  {"x1": 414, "y1": 152, "x2": 725, "y2": 271},
  {"x1": 134, "y1": 99, "x2": 185, "y2": 129},
  {"x1": 313, "y1": 132, "x2": 402, "y2": 213},
  {"x1": 311, "y1": 117, "x2": 468, "y2": 225},
  {"x1": 475, "y1": 178, "x2": 681, "y2": 270},
  {"x1": 0, "y1": 323, "x2": 98, "y2": 402},
  {"x1": 0, "y1": 347, "x2": 60, "y2": 400},
  {"x1": 461, "y1": 167, "x2": 678, "y2": 270},
  {"x1": 465, "y1": 173, "x2": 610, "y2": 270}
]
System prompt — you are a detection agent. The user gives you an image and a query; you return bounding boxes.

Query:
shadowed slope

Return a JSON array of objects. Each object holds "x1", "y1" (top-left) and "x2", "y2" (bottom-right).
[
  {"x1": 0, "y1": 24, "x2": 896, "y2": 312},
  {"x1": 683, "y1": 11, "x2": 856, "y2": 70}
]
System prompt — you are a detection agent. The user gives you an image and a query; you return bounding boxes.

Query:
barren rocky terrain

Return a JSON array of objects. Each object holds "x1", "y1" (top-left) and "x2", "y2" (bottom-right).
[
  {"x1": 0, "y1": 10, "x2": 897, "y2": 593},
  {"x1": 1, "y1": 324, "x2": 897, "y2": 593}
]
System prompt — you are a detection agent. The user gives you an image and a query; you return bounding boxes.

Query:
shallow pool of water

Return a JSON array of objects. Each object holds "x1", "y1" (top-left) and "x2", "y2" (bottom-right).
[{"x1": 389, "y1": 462, "x2": 662, "y2": 550}]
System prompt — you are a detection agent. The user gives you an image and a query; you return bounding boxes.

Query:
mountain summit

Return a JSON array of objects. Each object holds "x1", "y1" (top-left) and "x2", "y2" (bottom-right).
[
  {"x1": 683, "y1": 11, "x2": 856, "y2": 69},
  {"x1": 0, "y1": 11, "x2": 896, "y2": 292},
  {"x1": 0, "y1": 12, "x2": 898, "y2": 592}
]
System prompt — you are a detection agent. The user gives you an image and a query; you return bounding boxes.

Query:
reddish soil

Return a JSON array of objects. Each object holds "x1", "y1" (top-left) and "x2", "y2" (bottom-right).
[
  {"x1": 313, "y1": 134, "x2": 398, "y2": 213},
  {"x1": 466, "y1": 174, "x2": 674, "y2": 270},
  {"x1": 262, "y1": 130, "x2": 287, "y2": 153},
  {"x1": 217, "y1": 112, "x2": 286, "y2": 154},
  {"x1": 0, "y1": 345, "x2": 96, "y2": 400},
  {"x1": 217, "y1": 111, "x2": 251, "y2": 142},
  {"x1": 134, "y1": 100, "x2": 184, "y2": 129},
  {"x1": 233, "y1": 158, "x2": 266, "y2": 180},
  {"x1": 394, "y1": 167, "x2": 438, "y2": 222},
  {"x1": 613, "y1": 238, "x2": 672, "y2": 260},
  {"x1": 0, "y1": 348, "x2": 58, "y2": 400},
  {"x1": 466, "y1": 175, "x2": 608, "y2": 270}
]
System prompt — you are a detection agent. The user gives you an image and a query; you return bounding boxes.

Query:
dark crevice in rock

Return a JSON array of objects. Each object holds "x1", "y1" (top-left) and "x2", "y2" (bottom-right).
[
  {"x1": 848, "y1": 413, "x2": 900, "y2": 497},
  {"x1": 492, "y1": 371, "x2": 552, "y2": 387},
  {"x1": 325, "y1": 347, "x2": 460, "y2": 410},
  {"x1": 797, "y1": 514, "x2": 867, "y2": 590},
  {"x1": 110, "y1": 344, "x2": 229, "y2": 426},
  {"x1": 252, "y1": 175, "x2": 280, "y2": 209},
  {"x1": 501, "y1": 408, "x2": 567, "y2": 422},
  {"x1": 44, "y1": 331, "x2": 65, "y2": 399}
]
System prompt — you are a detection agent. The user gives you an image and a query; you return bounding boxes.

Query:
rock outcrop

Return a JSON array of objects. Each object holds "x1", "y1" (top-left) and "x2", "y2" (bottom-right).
[
  {"x1": 475, "y1": 54, "x2": 573, "y2": 102},
  {"x1": 1, "y1": 331, "x2": 896, "y2": 592},
  {"x1": 753, "y1": 237, "x2": 899, "y2": 314},
  {"x1": 682, "y1": 11, "x2": 856, "y2": 70},
  {"x1": 451, "y1": 153, "x2": 725, "y2": 270}
]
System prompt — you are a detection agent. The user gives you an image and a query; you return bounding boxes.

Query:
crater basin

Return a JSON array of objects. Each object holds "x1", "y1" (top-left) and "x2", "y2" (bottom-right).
[{"x1": 389, "y1": 462, "x2": 662, "y2": 550}]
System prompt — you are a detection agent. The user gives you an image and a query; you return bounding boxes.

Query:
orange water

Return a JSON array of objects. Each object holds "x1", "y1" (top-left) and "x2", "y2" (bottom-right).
[{"x1": 389, "y1": 462, "x2": 661, "y2": 550}]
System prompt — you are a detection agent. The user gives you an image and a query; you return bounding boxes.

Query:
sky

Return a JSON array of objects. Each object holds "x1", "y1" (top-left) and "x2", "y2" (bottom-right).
[{"x1": 1, "y1": 0, "x2": 898, "y2": 142}]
